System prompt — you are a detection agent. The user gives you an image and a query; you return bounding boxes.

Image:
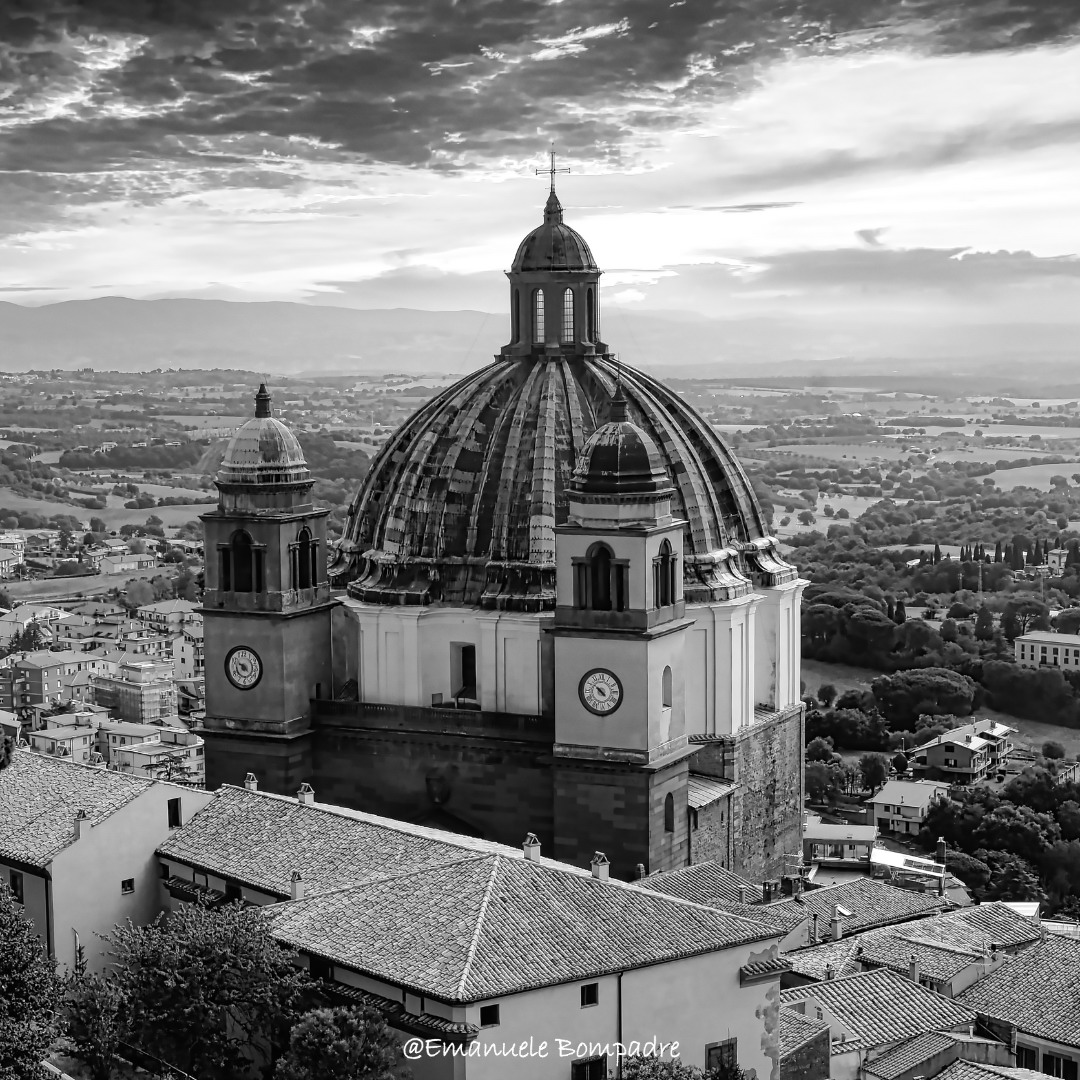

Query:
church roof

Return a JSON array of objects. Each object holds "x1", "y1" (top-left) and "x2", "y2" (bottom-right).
[
  {"x1": 332, "y1": 354, "x2": 784, "y2": 607},
  {"x1": 511, "y1": 189, "x2": 598, "y2": 273},
  {"x1": 217, "y1": 384, "x2": 310, "y2": 487}
]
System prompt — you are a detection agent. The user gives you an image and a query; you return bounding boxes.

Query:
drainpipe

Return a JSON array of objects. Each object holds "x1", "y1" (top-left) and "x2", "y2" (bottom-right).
[{"x1": 616, "y1": 970, "x2": 624, "y2": 1078}]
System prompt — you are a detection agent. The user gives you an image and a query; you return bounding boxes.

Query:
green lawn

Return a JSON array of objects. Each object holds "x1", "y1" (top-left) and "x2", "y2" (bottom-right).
[{"x1": 802, "y1": 657, "x2": 1080, "y2": 758}]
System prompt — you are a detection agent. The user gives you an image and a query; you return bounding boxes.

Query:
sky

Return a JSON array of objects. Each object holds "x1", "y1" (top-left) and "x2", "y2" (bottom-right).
[{"x1": 1, "y1": 0, "x2": 1079, "y2": 331}]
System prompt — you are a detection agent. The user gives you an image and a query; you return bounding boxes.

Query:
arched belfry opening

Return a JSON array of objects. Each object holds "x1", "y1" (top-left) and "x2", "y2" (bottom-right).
[{"x1": 222, "y1": 529, "x2": 263, "y2": 593}]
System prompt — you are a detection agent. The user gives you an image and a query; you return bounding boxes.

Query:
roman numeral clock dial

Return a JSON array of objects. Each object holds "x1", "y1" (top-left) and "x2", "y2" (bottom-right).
[
  {"x1": 579, "y1": 669, "x2": 622, "y2": 715},
  {"x1": 225, "y1": 646, "x2": 262, "y2": 690}
]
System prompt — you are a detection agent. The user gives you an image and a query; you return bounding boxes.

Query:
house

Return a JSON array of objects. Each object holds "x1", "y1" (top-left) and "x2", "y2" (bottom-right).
[
  {"x1": 100, "y1": 553, "x2": 157, "y2": 574},
  {"x1": 865, "y1": 780, "x2": 952, "y2": 836},
  {"x1": 0, "y1": 650, "x2": 109, "y2": 712},
  {"x1": 783, "y1": 902, "x2": 1042, "y2": 997},
  {"x1": 1016, "y1": 630, "x2": 1080, "y2": 671},
  {"x1": 0, "y1": 550, "x2": 17, "y2": 578},
  {"x1": 1046, "y1": 549, "x2": 1070, "y2": 573},
  {"x1": 91, "y1": 660, "x2": 179, "y2": 725},
  {"x1": 135, "y1": 599, "x2": 200, "y2": 634},
  {"x1": 910, "y1": 720, "x2": 1016, "y2": 785},
  {"x1": 779, "y1": 1009, "x2": 831, "y2": 1080},
  {"x1": 803, "y1": 821, "x2": 879, "y2": 867},
  {"x1": 0, "y1": 749, "x2": 212, "y2": 971},
  {"x1": 862, "y1": 1031, "x2": 1020, "y2": 1080},
  {"x1": 158, "y1": 782, "x2": 790, "y2": 1078},
  {"x1": 931, "y1": 1062, "x2": 1053, "y2": 1080},
  {"x1": 958, "y1": 935, "x2": 1080, "y2": 1078},
  {"x1": 112, "y1": 727, "x2": 205, "y2": 787},
  {"x1": 28, "y1": 723, "x2": 97, "y2": 763},
  {"x1": 781, "y1": 968, "x2": 978, "y2": 1080},
  {"x1": 173, "y1": 623, "x2": 205, "y2": 680}
]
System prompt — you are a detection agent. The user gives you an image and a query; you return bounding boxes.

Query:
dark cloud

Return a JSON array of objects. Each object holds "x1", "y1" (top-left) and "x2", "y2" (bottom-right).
[
  {"x1": 857, "y1": 228, "x2": 887, "y2": 247},
  {"x1": 3, "y1": 0, "x2": 1078, "y2": 186}
]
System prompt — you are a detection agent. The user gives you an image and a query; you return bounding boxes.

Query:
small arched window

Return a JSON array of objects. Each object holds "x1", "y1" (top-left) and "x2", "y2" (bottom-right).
[
  {"x1": 653, "y1": 539, "x2": 677, "y2": 608},
  {"x1": 533, "y1": 289, "x2": 545, "y2": 343},
  {"x1": 293, "y1": 527, "x2": 317, "y2": 591},
  {"x1": 223, "y1": 530, "x2": 262, "y2": 593},
  {"x1": 513, "y1": 289, "x2": 521, "y2": 343},
  {"x1": 587, "y1": 288, "x2": 596, "y2": 342},
  {"x1": 664, "y1": 792, "x2": 675, "y2": 833},
  {"x1": 590, "y1": 545, "x2": 612, "y2": 612},
  {"x1": 562, "y1": 288, "x2": 574, "y2": 342},
  {"x1": 662, "y1": 666, "x2": 672, "y2": 709}
]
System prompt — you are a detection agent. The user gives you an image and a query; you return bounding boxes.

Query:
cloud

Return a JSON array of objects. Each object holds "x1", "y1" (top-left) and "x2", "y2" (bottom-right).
[{"x1": 857, "y1": 228, "x2": 888, "y2": 247}]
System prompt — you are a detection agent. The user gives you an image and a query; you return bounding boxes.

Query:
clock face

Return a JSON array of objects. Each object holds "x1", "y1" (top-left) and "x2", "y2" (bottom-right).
[
  {"x1": 225, "y1": 646, "x2": 262, "y2": 690},
  {"x1": 579, "y1": 669, "x2": 623, "y2": 716}
]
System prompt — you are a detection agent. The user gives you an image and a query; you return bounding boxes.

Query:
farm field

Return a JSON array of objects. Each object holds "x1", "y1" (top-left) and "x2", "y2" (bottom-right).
[
  {"x1": 930, "y1": 447, "x2": 1059, "y2": 464},
  {"x1": 801, "y1": 658, "x2": 1080, "y2": 758},
  {"x1": 988, "y1": 463, "x2": 1080, "y2": 491},
  {"x1": 773, "y1": 495, "x2": 880, "y2": 538},
  {"x1": 0, "y1": 488, "x2": 79, "y2": 517},
  {"x1": 760, "y1": 443, "x2": 912, "y2": 463},
  {"x1": 1, "y1": 567, "x2": 165, "y2": 603}
]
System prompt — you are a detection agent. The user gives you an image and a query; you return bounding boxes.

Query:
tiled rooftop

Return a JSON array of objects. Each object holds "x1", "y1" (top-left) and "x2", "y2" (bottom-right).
[
  {"x1": 0, "y1": 749, "x2": 151, "y2": 867},
  {"x1": 863, "y1": 1030, "x2": 958, "y2": 1079},
  {"x1": 778, "y1": 1009, "x2": 830, "y2": 1058},
  {"x1": 268, "y1": 852, "x2": 777, "y2": 1002},
  {"x1": 686, "y1": 774, "x2": 736, "y2": 809},
  {"x1": 642, "y1": 861, "x2": 763, "y2": 905},
  {"x1": 958, "y1": 935, "x2": 1080, "y2": 1048},
  {"x1": 867, "y1": 780, "x2": 951, "y2": 809},
  {"x1": 773, "y1": 877, "x2": 951, "y2": 934},
  {"x1": 781, "y1": 968, "x2": 976, "y2": 1052},
  {"x1": 934, "y1": 1063, "x2": 1052, "y2": 1080}
]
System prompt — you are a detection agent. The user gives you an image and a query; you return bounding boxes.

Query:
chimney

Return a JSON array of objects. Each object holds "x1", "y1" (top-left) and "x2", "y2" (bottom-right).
[
  {"x1": 810, "y1": 913, "x2": 820, "y2": 944},
  {"x1": 591, "y1": 852, "x2": 610, "y2": 881},
  {"x1": 909, "y1": 955, "x2": 920, "y2": 983},
  {"x1": 825, "y1": 963, "x2": 835, "y2": 981},
  {"x1": 289, "y1": 870, "x2": 306, "y2": 901},
  {"x1": 74, "y1": 809, "x2": 89, "y2": 840},
  {"x1": 523, "y1": 833, "x2": 541, "y2": 862},
  {"x1": 936, "y1": 836, "x2": 947, "y2": 863},
  {"x1": 244, "y1": 772, "x2": 258, "y2": 791},
  {"x1": 762, "y1": 880, "x2": 774, "y2": 904},
  {"x1": 831, "y1": 905, "x2": 844, "y2": 941},
  {"x1": 635, "y1": 863, "x2": 646, "y2": 880},
  {"x1": 297, "y1": 782, "x2": 314, "y2": 805},
  {"x1": 738, "y1": 885, "x2": 750, "y2": 903}
]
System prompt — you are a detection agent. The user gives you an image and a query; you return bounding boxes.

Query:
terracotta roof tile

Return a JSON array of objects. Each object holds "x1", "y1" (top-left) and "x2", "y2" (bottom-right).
[
  {"x1": 643, "y1": 861, "x2": 763, "y2": 905},
  {"x1": 934, "y1": 1063, "x2": 1052, "y2": 1080},
  {"x1": 268, "y1": 854, "x2": 780, "y2": 1002},
  {"x1": 774, "y1": 878, "x2": 951, "y2": 934},
  {"x1": 778, "y1": 1010, "x2": 830, "y2": 1058},
  {"x1": 0, "y1": 749, "x2": 152, "y2": 867},
  {"x1": 781, "y1": 968, "x2": 976, "y2": 1051},
  {"x1": 957, "y1": 935, "x2": 1080, "y2": 1048},
  {"x1": 863, "y1": 1029, "x2": 958, "y2": 1079}
]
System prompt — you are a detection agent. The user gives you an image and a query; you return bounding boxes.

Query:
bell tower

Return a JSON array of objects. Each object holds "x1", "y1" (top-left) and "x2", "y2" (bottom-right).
[
  {"x1": 200, "y1": 384, "x2": 337, "y2": 793},
  {"x1": 550, "y1": 390, "x2": 698, "y2": 879}
]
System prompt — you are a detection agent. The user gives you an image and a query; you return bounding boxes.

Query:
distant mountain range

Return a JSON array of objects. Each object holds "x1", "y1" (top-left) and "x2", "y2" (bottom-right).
[{"x1": 0, "y1": 297, "x2": 1076, "y2": 381}]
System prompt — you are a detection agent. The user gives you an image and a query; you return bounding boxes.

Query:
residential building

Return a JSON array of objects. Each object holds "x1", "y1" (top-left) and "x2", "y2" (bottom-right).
[
  {"x1": 0, "y1": 532, "x2": 26, "y2": 561},
  {"x1": 866, "y1": 780, "x2": 952, "y2": 836},
  {"x1": 779, "y1": 1010, "x2": 831, "y2": 1080},
  {"x1": 910, "y1": 720, "x2": 1016, "y2": 785},
  {"x1": 958, "y1": 936, "x2": 1080, "y2": 1079},
  {"x1": 1016, "y1": 630, "x2": 1080, "y2": 671},
  {"x1": 92, "y1": 660, "x2": 179, "y2": 725},
  {"x1": 781, "y1": 968, "x2": 978, "y2": 1080},
  {"x1": 112, "y1": 727, "x2": 205, "y2": 787},
  {"x1": 1046, "y1": 549, "x2": 1069, "y2": 573},
  {"x1": 135, "y1": 599, "x2": 200, "y2": 635},
  {"x1": 28, "y1": 723, "x2": 97, "y2": 763},
  {"x1": 803, "y1": 821, "x2": 878, "y2": 867},
  {"x1": 173, "y1": 623, "x2": 204, "y2": 680},
  {"x1": 0, "y1": 603, "x2": 73, "y2": 645},
  {"x1": 0, "y1": 749, "x2": 212, "y2": 971},
  {"x1": 100, "y1": 552, "x2": 157, "y2": 574},
  {"x1": 0, "y1": 650, "x2": 111, "y2": 712},
  {"x1": 862, "y1": 1031, "x2": 1020, "y2": 1080},
  {"x1": 158, "y1": 782, "x2": 789, "y2": 1078},
  {"x1": 0, "y1": 550, "x2": 17, "y2": 578}
]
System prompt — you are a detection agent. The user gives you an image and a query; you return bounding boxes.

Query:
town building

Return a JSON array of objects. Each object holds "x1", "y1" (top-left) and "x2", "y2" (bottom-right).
[
  {"x1": 1015, "y1": 630, "x2": 1080, "y2": 670},
  {"x1": 199, "y1": 187, "x2": 807, "y2": 883},
  {"x1": 958, "y1": 936, "x2": 1080, "y2": 1078},
  {"x1": 135, "y1": 598, "x2": 201, "y2": 634},
  {"x1": 862, "y1": 1031, "x2": 1022, "y2": 1080},
  {"x1": 803, "y1": 820, "x2": 879, "y2": 869},
  {"x1": 0, "y1": 749, "x2": 212, "y2": 971},
  {"x1": 781, "y1": 968, "x2": 979, "y2": 1080},
  {"x1": 866, "y1": 780, "x2": 952, "y2": 835},
  {"x1": 173, "y1": 623, "x2": 205, "y2": 680},
  {"x1": 101, "y1": 552, "x2": 157, "y2": 574},
  {"x1": 158, "y1": 781, "x2": 789, "y2": 1078},
  {"x1": 91, "y1": 659, "x2": 179, "y2": 725},
  {"x1": 1046, "y1": 548, "x2": 1070, "y2": 573},
  {"x1": 0, "y1": 650, "x2": 111, "y2": 712},
  {"x1": 910, "y1": 720, "x2": 1016, "y2": 785}
]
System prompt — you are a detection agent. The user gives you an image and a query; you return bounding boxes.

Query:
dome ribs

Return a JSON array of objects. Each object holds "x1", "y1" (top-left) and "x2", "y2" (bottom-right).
[{"x1": 527, "y1": 362, "x2": 561, "y2": 565}]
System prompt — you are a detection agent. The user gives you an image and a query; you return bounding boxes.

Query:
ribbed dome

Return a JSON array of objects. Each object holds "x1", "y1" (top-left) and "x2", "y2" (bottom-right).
[
  {"x1": 331, "y1": 356, "x2": 792, "y2": 609},
  {"x1": 511, "y1": 190, "x2": 598, "y2": 273},
  {"x1": 570, "y1": 395, "x2": 673, "y2": 497},
  {"x1": 217, "y1": 385, "x2": 310, "y2": 487}
]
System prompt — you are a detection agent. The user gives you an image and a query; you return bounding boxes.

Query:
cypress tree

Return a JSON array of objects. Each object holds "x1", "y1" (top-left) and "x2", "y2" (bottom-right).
[
  {"x1": 933, "y1": 542, "x2": 942, "y2": 565},
  {"x1": 994, "y1": 539, "x2": 1003, "y2": 563}
]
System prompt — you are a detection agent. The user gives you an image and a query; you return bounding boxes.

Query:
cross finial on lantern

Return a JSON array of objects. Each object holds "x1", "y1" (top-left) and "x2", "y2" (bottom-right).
[{"x1": 536, "y1": 144, "x2": 570, "y2": 193}]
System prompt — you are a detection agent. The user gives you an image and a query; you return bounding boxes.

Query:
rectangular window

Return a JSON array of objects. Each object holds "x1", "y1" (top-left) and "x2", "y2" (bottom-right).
[
  {"x1": 1042, "y1": 1054, "x2": 1078, "y2": 1080},
  {"x1": 9, "y1": 870, "x2": 23, "y2": 905},
  {"x1": 121, "y1": 878, "x2": 135, "y2": 895},
  {"x1": 167, "y1": 797, "x2": 182, "y2": 828},
  {"x1": 451, "y1": 643, "x2": 477, "y2": 701},
  {"x1": 580, "y1": 982, "x2": 599, "y2": 1008},
  {"x1": 706, "y1": 1039, "x2": 738, "y2": 1071},
  {"x1": 1015, "y1": 1046, "x2": 1037, "y2": 1069},
  {"x1": 571, "y1": 1057, "x2": 607, "y2": 1080},
  {"x1": 479, "y1": 1004, "x2": 500, "y2": 1028},
  {"x1": 309, "y1": 955, "x2": 333, "y2": 982}
]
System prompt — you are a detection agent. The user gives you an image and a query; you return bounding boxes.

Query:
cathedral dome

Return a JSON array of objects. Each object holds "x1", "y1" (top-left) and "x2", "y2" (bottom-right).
[
  {"x1": 217, "y1": 385, "x2": 311, "y2": 487},
  {"x1": 570, "y1": 394, "x2": 673, "y2": 497},
  {"x1": 511, "y1": 190, "x2": 598, "y2": 273},
  {"x1": 331, "y1": 356, "x2": 790, "y2": 608}
]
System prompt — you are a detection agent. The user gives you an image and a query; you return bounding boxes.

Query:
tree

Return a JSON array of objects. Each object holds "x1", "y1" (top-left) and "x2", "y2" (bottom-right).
[
  {"x1": 871, "y1": 668, "x2": 977, "y2": 727},
  {"x1": 122, "y1": 580, "x2": 155, "y2": 609},
  {"x1": 13, "y1": 621, "x2": 47, "y2": 652},
  {"x1": 944, "y1": 852, "x2": 991, "y2": 895},
  {"x1": 105, "y1": 901, "x2": 310, "y2": 1080},
  {"x1": 892, "y1": 751, "x2": 909, "y2": 774},
  {"x1": 1053, "y1": 609, "x2": 1080, "y2": 635},
  {"x1": 817, "y1": 684, "x2": 838, "y2": 707},
  {"x1": 89, "y1": 516, "x2": 107, "y2": 533},
  {"x1": 933, "y1": 542, "x2": 942, "y2": 565},
  {"x1": 975, "y1": 606, "x2": 994, "y2": 640},
  {"x1": 806, "y1": 737, "x2": 835, "y2": 763},
  {"x1": 65, "y1": 947, "x2": 128, "y2": 1080},
  {"x1": 1002, "y1": 598, "x2": 1051, "y2": 635},
  {"x1": 0, "y1": 881, "x2": 64, "y2": 1079},
  {"x1": 892, "y1": 599, "x2": 907, "y2": 625},
  {"x1": 805, "y1": 762, "x2": 839, "y2": 804},
  {"x1": 274, "y1": 1006, "x2": 404, "y2": 1080},
  {"x1": 1042, "y1": 741, "x2": 1067, "y2": 760},
  {"x1": 797, "y1": 511, "x2": 816, "y2": 526},
  {"x1": 859, "y1": 753, "x2": 889, "y2": 791},
  {"x1": 976, "y1": 849, "x2": 1046, "y2": 903}
]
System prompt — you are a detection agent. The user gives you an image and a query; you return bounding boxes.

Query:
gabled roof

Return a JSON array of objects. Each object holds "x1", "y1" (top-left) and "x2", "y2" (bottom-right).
[
  {"x1": 136, "y1": 599, "x2": 197, "y2": 615},
  {"x1": 863, "y1": 1029, "x2": 959, "y2": 1079},
  {"x1": 268, "y1": 852, "x2": 776, "y2": 1003},
  {"x1": 642, "y1": 860, "x2": 763, "y2": 905},
  {"x1": 781, "y1": 968, "x2": 976, "y2": 1053},
  {"x1": 867, "y1": 780, "x2": 951, "y2": 809},
  {"x1": 778, "y1": 1009, "x2": 830, "y2": 1058},
  {"x1": 772, "y1": 878, "x2": 951, "y2": 934},
  {"x1": 934, "y1": 1063, "x2": 1053, "y2": 1080},
  {"x1": 958, "y1": 935, "x2": 1080, "y2": 1048},
  {"x1": 0, "y1": 749, "x2": 152, "y2": 867}
]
